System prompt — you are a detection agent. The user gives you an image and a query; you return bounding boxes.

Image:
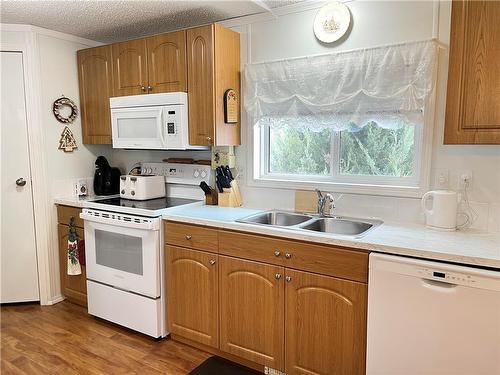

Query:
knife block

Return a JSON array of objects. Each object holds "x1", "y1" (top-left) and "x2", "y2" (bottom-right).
[
  {"x1": 218, "y1": 190, "x2": 241, "y2": 207},
  {"x1": 205, "y1": 190, "x2": 218, "y2": 205}
]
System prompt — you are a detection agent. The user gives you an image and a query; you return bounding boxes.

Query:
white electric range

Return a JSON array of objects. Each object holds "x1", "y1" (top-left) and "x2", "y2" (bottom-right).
[{"x1": 80, "y1": 163, "x2": 211, "y2": 338}]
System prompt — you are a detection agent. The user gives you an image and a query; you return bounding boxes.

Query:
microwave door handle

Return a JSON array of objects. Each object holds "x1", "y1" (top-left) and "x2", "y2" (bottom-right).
[{"x1": 159, "y1": 108, "x2": 167, "y2": 148}]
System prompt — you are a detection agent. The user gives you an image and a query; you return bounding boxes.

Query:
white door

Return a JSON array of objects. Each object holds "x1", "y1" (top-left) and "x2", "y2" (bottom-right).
[{"x1": 0, "y1": 51, "x2": 40, "y2": 303}]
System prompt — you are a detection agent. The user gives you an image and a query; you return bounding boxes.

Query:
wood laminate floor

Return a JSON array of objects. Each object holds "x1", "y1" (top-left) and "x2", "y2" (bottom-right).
[{"x1": 0, "y1": 301, "x2": 211, "y2": 374}]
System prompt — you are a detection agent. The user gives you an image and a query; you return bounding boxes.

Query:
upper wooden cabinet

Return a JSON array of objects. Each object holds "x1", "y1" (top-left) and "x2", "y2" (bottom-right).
[
  {"x1": 112, "y1": 38, "x2": 148, "y2": 96},
  {"x1": 77, "y1": 45, "x2": 113, "y2": 144},
  {"x1": 112, "y1": 30, "x2": 187, "y2": 96},
  {"x1": 146, "y1": 31, "x2": 187, "y2": 93},
  {"x1": 187, "y1": 24, "x2": 241, "y2": 146},
  {"x1": 444, "y1": 0, "x2": 500, "y2": 144}
]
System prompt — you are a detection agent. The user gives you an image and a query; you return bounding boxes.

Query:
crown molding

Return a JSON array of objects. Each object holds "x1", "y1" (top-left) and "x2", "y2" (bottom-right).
[{"x1": 1, "y1": 23, "x2": 102, "y2": 47}]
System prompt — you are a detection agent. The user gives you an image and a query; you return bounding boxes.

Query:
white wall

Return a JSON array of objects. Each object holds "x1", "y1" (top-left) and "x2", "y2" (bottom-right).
[
  {"x1": 222, "y1": 0, "x2": 500, "y2": 232},
  {"x1": 1, "y1": 25, "x2": 107, "y2": 303}
]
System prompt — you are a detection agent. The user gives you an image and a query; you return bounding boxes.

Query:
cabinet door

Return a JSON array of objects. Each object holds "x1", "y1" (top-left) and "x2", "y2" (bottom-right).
[
  {"x1": 58, "y1": 224, "x2": 87, "y2": 307},
  {"x1": 444, "y1": 1, "x2": 500, "y2": 144},
  {"x1": 285, "y1": 269, "x2": 367, "y2": 375},
  {"x1": 77, "y1": 45, "x2": 113, "y2": 144},
  {"x1": 166, "y1": 246, "x2": 218, "y2": 348},
  {"x1": 187, "y1": 25, "x2": 215, "y2": 146},
  {"x1": 219, "y1": 256, "x2": 284, "y2": 370},
  {"x1": 146, "y1": 31, "x2": 187, "y2": 93},
  {"x1": 112, "y1": 39, "x2": 148, "y2": 96}
]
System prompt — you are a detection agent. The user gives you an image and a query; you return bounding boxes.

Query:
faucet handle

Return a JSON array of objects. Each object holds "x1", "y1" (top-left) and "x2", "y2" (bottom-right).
[{"x1": 315, "y1": 189, "x2": 323, "y2": 199}]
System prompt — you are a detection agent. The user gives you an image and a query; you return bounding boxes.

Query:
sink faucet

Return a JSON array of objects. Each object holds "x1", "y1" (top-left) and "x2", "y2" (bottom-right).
[{"x1": 315, "y1": 189, "x2": 335, "y2": 217}]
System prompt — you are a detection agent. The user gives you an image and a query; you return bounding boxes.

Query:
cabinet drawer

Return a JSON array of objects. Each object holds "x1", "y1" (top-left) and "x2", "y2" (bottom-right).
[
  {"x1": 219, "y1": 230, "x2": 369, "y2": 283},
  {"x1": 57, "y1": 205, "x2": 84, "y2": 228},
  {"x1": 165, "y1": 221, "x2": 218, "y2": 252}
]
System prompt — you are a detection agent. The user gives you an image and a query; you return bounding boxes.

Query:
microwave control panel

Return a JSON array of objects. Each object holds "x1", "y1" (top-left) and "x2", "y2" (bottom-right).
[{"x1": 163, "y1": 105, "x2": 186, "y2": 150}]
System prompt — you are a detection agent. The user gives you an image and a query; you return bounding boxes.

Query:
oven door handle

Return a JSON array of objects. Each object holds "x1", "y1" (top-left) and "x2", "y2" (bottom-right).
[{"x1": 80, "y1": 211, "x2": 160, "y2": 230}]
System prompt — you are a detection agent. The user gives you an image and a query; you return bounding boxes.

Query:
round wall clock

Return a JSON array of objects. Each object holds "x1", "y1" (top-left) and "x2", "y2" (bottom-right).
[
  {"x1": 53, "y1": 95, "x2": 78, "y2": 124},
  {"x1": 313, "y1": 1, "x2": 351, "y2": 43}
]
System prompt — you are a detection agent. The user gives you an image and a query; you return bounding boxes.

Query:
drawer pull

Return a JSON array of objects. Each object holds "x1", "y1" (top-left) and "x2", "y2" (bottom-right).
[
  {"x1": 209, "y1": 259, "x2": 216, "y2": 265},
  {"x1": 275, "y1": 273, "x2": 282, "y2": 280},
  {"x1": 185, "y1": 235, "x2": 192, "y2": 240},
  {"x1": 285, "y1": 252, "x2": 292, "y2": 259},
  {"x1": 286, "y1": 276, "x2": 292, "y2": 283},
  {"x1": 274, "y1": 250, "x2": 281, "y2": 257}
]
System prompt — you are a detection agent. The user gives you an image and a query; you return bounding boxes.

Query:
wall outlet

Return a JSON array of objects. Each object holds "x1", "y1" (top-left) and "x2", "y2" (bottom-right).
[
  {"x1": 459, "y1": 170, "x2": 473, "y2": 190},
  {"x1": 434, "y1": 168, "x2": 449, "y2": 189},
  {"x1": 211, "y1": 146, "x2": 236, "y2": 169},
  {"x1": 74, "y1": 178, "x2": 88, "y2": 196}
]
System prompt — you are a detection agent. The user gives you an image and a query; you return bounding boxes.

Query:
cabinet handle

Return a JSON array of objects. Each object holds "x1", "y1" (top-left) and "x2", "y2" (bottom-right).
[
  {"x1": 274, "y1": 250, "x2": 281, "y2": 257},
  {"x1": 285, "y1": 276, "x2": 292, "y2": 283},
  {"x1": 209, "y1": 259, "x2": 216, "y2": 265},
  {"x1": 206, "y1": 136, "x2": 212, "y2": 143},
  {"x1": 147, "y1": 85, "x2": 152, "y2": 91},
  {"x1": 185, "y1": 235, "x2": 192, "y2": 240},
  {"x1": 141, "y1": 86, "x2": 146, "y2": 91},
  {"x1": 275, "y1": 273, "x2": 282, "y2": 280},
  {"x1": 285, "y1": 252, "x2": 292, "y2": 259}
]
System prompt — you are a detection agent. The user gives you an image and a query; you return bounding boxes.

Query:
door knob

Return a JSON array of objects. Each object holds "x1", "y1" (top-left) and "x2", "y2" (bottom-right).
[
  {"x1": 275, "y1": 273, "x2": 282, "y2": 280},
  {"x1": 141, "y1": 86, "x2": 146, "y2": 91},
  {"x1": 15, "y1": 178, "x2": 26, "y2": 187},
  {"x1": 147, "y1": 85, "x2": 152, "y2": 91},
  {"x1": 209, "y1": 259, "x2": 216, "y2": 265}
]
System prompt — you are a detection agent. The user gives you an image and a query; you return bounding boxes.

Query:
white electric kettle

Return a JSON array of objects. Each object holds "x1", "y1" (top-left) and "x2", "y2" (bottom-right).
[{"x1": 421, "y1": 190, "x2": 460, "y2": 231}]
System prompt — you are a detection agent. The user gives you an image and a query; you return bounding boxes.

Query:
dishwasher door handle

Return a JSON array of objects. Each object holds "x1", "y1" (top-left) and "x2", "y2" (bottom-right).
[{"x1": 421, "y1": 278, "x2": 458, "y2": 291}]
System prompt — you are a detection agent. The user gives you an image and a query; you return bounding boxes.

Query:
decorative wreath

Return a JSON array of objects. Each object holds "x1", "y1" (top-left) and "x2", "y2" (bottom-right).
[{"x1": 53, "y1": 96, "x2": 78, "y2": 124}]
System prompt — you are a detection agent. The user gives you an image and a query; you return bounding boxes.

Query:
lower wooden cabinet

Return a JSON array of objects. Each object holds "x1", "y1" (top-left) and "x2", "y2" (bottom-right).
[
  {"x1": 166, "y1": 245, "x2": 219, "y2": 348},
  {"x1": 165, "y1": 222, "x2": 368, "y2": 374},
  {"x1": 57, "y1": 223, "x2": 87, "y2": 306},
  {"x1": 219, "y1": 256, "x2": 284, "y2": 369},
  {"x1": 285, "y1": 269, "x2": 367, "y2": 375}
]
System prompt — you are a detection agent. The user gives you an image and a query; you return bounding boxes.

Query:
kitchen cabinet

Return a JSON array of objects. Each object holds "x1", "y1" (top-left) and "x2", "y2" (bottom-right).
[
  {"x1": 284, "y1": 269, "x2": 367, "y2": 375},
  {"x1": 219, "y1": 256, "x2": 284, "y2": 369},
  {"x1": 57, "y1": 205, "x2": 87, "y2": 307},
  {"x1": 112, "y1": 38, "x2": 148, "y2": 96},
  {"x1": 164, "y1": 221, "x2": 368, "y2": 374},
  {"x1": 77, "y1": 45, "x2": 113, "y2": 144},
  {"x1": 112, "y1": 31, "x2": 186, "y2": 97},
  {"x1": 444, "y1": 0, "x2": 500, "y2": 144},
  {"x1": 187, "y1": 24, "x2": 241, "y2": 146},
  {"x1": 166, "y1": 245, "x2": 218, "y2": 348},
  {"x1": 146, "y1": 31, "x2": 187, "y2": 93}
]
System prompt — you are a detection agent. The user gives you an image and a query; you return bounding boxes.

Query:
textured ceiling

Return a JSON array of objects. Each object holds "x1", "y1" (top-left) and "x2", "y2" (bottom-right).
[{"x1": 0, "y1": 0, "x2": 305, "y2": 43}]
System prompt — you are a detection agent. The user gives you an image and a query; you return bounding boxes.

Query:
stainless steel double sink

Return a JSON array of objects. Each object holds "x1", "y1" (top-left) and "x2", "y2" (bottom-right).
[{"x1": 236, "y1": 210, "x2": 382, "y2": 238}]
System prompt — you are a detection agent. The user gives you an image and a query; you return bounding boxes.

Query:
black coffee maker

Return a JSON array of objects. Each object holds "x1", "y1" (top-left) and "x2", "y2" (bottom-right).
[{"x1": 93, "y1": 156, "x2": 121, "y2": 196}]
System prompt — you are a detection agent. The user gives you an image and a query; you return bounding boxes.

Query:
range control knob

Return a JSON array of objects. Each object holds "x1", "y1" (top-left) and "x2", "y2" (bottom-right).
[
  {"x1": 121, "y1": 189, "x2": 125, "y2": 194},
  {"x1": 131, "y1": 191, "x2": 135, "y2": 196}
]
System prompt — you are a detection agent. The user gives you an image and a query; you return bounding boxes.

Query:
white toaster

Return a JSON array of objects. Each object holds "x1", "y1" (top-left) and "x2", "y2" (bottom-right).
[{"x1": 120, "y1": 175, "x2": 166, "y2": 200}]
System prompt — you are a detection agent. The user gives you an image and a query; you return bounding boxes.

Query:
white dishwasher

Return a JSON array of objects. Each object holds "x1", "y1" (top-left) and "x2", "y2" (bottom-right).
[{"x1": 366, "y1": 253, "x2": 500, "y2": 375}]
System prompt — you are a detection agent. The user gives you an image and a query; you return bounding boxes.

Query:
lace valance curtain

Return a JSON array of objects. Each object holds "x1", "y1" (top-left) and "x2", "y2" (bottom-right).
[{"x1": 244, "y1": 39, "x2": 439, "y2": 131}]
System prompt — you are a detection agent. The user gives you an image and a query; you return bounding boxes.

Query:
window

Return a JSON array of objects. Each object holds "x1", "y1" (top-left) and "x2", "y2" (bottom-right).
[
  {"x1": 259, "y1": 118, "x2": 423, "y2": 192},
  {"x1": 245, "y1": 40, "x2": 438, "y2": 196}
]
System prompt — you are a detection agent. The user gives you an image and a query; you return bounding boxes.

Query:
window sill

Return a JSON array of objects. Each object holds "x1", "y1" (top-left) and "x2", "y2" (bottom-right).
[{"x1": 247, "y1": 176, "x2": 427, "y2": 198}]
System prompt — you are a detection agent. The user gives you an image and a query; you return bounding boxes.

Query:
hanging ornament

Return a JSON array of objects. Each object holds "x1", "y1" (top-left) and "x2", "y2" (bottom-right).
[
  {"x1": 53, "y1": 95, "x2": 78, "y2": 124},
  {"x1": 58, "y1": 126, "x2": 78, "y2": 152}
]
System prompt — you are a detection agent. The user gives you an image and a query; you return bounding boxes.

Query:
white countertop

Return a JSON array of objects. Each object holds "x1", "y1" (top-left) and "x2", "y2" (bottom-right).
[
  {"x1": 54, "y1": 197, "x2": 500, "y2": 269},
  {"x1": 54, "y1": 195, "x2": 119, "y2": 208},
  {"x1": 162, "y1": 204, "x2": 500, "y2": 269}
]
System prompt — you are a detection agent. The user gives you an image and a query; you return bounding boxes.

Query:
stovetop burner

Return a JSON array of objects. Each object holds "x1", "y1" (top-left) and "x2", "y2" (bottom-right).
[{"x1": 91, "y1": 197, "x2": 198, "y2": 211}]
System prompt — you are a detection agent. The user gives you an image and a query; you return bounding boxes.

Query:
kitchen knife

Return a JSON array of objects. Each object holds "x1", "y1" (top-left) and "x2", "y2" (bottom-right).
[{"x1": 199, "y1": 181, "x2": 212, "y2": 195}]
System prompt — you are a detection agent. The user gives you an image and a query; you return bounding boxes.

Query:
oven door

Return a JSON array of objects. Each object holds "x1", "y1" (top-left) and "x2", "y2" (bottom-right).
[
  {"x1": 111, "y1": 106, "x2": 167, "y2": 149},
  {"x1": 81, "y1": 210, "x2": 161, "y2": 298}
]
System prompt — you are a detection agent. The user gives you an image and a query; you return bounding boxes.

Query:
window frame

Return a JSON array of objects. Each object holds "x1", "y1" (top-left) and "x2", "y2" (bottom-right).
[{"x1": 247, "y1": 97, "x2": 435, "y2": 198}]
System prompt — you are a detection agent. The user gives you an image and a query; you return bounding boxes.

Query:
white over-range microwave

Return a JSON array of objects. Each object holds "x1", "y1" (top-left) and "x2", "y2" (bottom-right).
[{"x1": 110, "y1": 92, "x2": 201, "y2": 150}]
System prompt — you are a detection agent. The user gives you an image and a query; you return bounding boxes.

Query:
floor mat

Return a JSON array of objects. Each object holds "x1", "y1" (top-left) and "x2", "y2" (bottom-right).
[{"x1": 188, "y1": 356, "x2": 261, "y2": 375}]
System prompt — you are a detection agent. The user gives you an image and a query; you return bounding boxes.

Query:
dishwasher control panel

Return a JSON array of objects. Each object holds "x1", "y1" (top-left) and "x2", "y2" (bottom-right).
[{"x1": 417, "y1": 268, "x2": 479, "y2": 286}]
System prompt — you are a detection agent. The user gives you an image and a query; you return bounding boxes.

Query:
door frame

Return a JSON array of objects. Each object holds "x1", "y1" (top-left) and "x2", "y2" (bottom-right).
[{"x1": 1, "y1": 24, "x2": 101, "y2": 305}]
